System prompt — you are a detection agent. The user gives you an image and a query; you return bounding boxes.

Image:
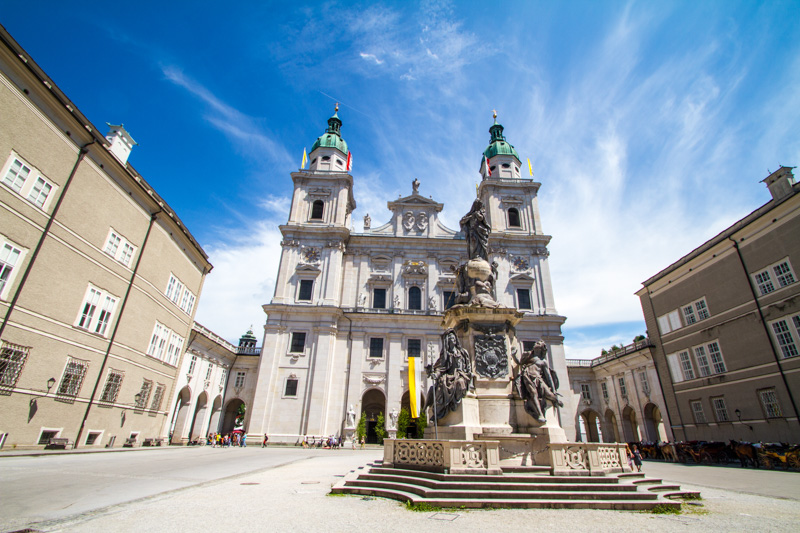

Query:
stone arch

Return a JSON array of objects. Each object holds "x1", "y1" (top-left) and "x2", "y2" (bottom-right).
[
  {"x1": 208, "y1": 395, "x2": 223, "y2": 434},
  {"x1": 643, "y1": 402, "x2": 667, "y2": 442},
  {"x1": 604, "y1": 409, "x2": 620, "y2": 443},
  {"x1": 221, "y1": 398, "x2": 246, "y2": 434},
  {"x1": 189, "y1": 391, "x2": 208, "y2": 442},
  {"x1": 621, "y1": 405, "x2": 640, "y2": 443},
  {"x1": 580, "y1": 409, "x2": 603, "y2": 442},
  {"x1": 170, "y1": 386, "x2": 192, "y2": 444},
  {"x1": 361, "y1": 388, "x2": 386, "y2": 444}
]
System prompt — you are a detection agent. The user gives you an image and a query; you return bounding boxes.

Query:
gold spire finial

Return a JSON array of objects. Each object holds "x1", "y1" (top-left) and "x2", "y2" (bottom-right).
[
  {"x1": 335, "y1": 102, "x2": 339, "y2": 112},
  {"x1": 493, "y1": 109, "x2": 497, "y2": 120}
]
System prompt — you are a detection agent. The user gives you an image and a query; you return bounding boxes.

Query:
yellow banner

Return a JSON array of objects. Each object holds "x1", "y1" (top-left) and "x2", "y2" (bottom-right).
[{"x1": 408, "y1": 355, "x2": 419, "y2": 418}]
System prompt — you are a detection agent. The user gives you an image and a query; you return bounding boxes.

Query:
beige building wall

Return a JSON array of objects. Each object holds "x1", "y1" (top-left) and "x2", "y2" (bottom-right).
[
  {"x1": 637, "y1": 168, "x2": 800, "y2": 444},
  {"x1": 0, "y1": 27, "x2": 211, "y2": 450}
]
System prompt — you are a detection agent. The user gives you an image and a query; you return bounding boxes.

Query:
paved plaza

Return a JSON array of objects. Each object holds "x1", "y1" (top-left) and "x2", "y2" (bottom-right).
[{"x1": 1, "y1": 447, "x2": 799, "y2": 532}]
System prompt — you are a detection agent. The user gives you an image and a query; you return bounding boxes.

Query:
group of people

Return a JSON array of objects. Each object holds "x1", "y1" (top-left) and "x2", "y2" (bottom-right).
[
  {"x1": 302, "y1": 435, "x2": 345, "y2": 449},
  {"x1": 206, "y1": 432, "x2": 248, "y2": 447}
]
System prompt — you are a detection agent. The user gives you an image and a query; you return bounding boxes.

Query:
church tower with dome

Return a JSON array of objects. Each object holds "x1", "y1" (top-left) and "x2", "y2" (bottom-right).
[{"x1": 244, "y1": 108, "x2": 572, "y2": 444}]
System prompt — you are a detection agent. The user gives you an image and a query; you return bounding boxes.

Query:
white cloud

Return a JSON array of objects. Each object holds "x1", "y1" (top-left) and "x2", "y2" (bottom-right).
[{"x1": 359, "y1": 52, "x2": 384, "y2": 65}]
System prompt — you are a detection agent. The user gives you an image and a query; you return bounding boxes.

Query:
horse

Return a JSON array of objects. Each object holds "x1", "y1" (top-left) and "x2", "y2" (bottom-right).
[
  {"x1": 659, "y1": 442, "x2": 678, "y2": 463},
  {"x1": 730, "y1": 440, "x2": 759, "y2": 468}
]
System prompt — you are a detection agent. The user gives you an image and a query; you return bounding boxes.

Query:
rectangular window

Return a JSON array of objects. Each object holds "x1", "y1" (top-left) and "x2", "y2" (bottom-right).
[
  {"x1": 694, "y1": 299, "x2": 710, "y2": 320},
  {"x1": 601, "y1": 381, "x2": 609, "y2": 400},
  {"x1": 580, "y1": 383, "x2": 591, "y2": 401},
  {"x1": 694, "y1": 346, "x2": 711, "y2": 377},
  {"x1": 711, "y1": 397, "x2": 729, "y2": 422},
  {"x1": 3, "y1": 158, "x2": 30, "y2": 192},
  {"x1": 759, "y1": 388, "x2": 783, "y2": 418},
  {"x1": 104, "y1": 233, "x2": 121, "y2": 257},
  {"x1": 0, "y1": 340, "x2": 29, "y2": 388},
  {"x1": 517, "y1": 289, "x2": 532, "y2": 310},
  {"x1": 373, "y1": 288, "x2": 386, "y2": 309},
  {"x1": 38, "y1": 430, "x2": 59, "y2": 445},
  {"x1": 120, "y1": 243, "x2": 134, "y2": 266},
  {"x1": 165, "y1": 275, "x2": 178, "y2": 301},
  {"x1": 755, "y1": 270, "x2": 775, "y2": 295},
  {"x1": 691, "y1": 400, "x2": 707, "y2": 424},
  {"x1": 188, "y1": 355, "x2": 197, "y2": 375},
  {"x1": 618, "y1": 376, "x2": 627, "y2": 397},
  {"x1": 638, "y1": 371, "x2": 650, "y2": 395},
  {"x1": 284, "y1": 378, "x2": 298, "y2": 397},
  {"x1": 408, "y1": 338, "x2": 421, "y2": 358},
  {"x1": 708, "y1": 342, "x2": 726, "y2": 374},
  {"x1": 179, "y1": 288, "x2": 191, "y2": 312},
  {"x1": 235, "y1": 371, "x2": 246, "y2": 388},
  {"x1": 76, "y1": 286, "x2": 117, "y2": 337},
  {"x1": 26, "y1": 177, "x2": 53, "y2": 208},
  {"x1": 150, "y1": 384, "x2": 165, "y2": 411},
  {"x1": 443, "y1": 290, "x2": 456, "y2": 309},
  {"x1": 369, "y1": 337, "x2": 384, "y2": 358},
  {"x1": 682, "y1": 304, "x2": 697, "y2": 325},
  {"x1": 773, "y1": 261, "x2": 796, "y2": 288},
  {"x1": 289, "y1": 332, "x2": 306, "y2": 353},
  {"x1": 184, "y1": 293, "x2": 196, "y2": 315},
  {"x1": 147, "y1": 322, "x2": 169, "y2": 360},
  {"x1": 135, "y1": 380, "x2": 153, "y2": 409},
  {"x1": 297, "y1": 279, "x2": 313, "y2": 301},
  {"x1": 85, "y1": 432, "x2": 102, "y2": 445},
  {"x1": 171, "y1": 280, "x2": 183, "y2": 304},
  {"x1": 57, "y1": 357, "x2": 89, "y2": 397},
  {"x1": 99, "y1": 370, "x2": 124, "y2": 403},
  {"x1": 657, "y1": 309, "x2": 682, "y2": 334},
  {"x1": 219, "y1": 370, "x2": 227, "y2": 388},
  {"x1": 165, "y1": 275, "x2": 195, "y2": 315},
  {"x1": 168, "y1": 332, "x2": 184, "y2": 366},
  {"x1": 0, "y1": 243, "x2": 22, "y2": 297},
  {"x1": 678, "y1": 350, "x2": 695, "y2": 380},
  {"x1": 205, "y1": 364, "x2": 213, "y2": 381},
  {"x1": 772, "y1": 318, "x2": 799, "y2": 359}
]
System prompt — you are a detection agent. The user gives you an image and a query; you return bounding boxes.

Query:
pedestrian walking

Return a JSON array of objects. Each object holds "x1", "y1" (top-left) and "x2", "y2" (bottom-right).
[
  {"x1": 262, "y1": 434, "x2": 269, "y2": 447},
  {"x1": 241, "y1": 433, "x2": 247, "y2": 447},
  {"x1": 632, "y1": 445, "x2": 643, "y2": 472}
]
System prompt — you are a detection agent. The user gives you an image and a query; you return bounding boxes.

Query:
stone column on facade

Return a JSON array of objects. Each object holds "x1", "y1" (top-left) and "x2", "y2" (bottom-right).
[
  {"x1": 246, "y1": 323, "x2": 285, "y2": 439},
  {"x1": 386, "y1": 332, "x2": 404, "y2": 426},
  {"x1": 303, "y1": 323, "x2": 338, "y2": 436}
]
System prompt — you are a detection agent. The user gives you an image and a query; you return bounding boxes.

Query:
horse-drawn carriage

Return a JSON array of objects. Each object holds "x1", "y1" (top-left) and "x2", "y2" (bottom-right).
[{"x1": 757, "y1": 443, "x2": 800, "y2": 470}]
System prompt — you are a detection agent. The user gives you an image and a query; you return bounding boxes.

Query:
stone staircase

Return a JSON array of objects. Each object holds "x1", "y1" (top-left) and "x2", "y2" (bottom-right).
[{"x1": 332, "y1": 462, "x2": 698, "y2": 510}]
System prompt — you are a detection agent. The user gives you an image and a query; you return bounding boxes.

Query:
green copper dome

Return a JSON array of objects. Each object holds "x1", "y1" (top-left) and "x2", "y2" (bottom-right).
[
  {"x1": 310, "y1": 107, "x2": 348, "y2": 155},
  {"x1": 482, "y1": 119, "x2": 519, "y2": 162}
]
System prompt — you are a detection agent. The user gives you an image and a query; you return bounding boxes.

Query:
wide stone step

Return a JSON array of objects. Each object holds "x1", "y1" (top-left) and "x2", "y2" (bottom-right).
[
  {"x1": 371, "y1": 467, "x2": 617, "y2": 484},
  {"x1": 333, "y1": 486, "x2": 677, "y2": 510},
  {"x1": 358, "y1": 473, "x2": 639, "y2": 492},
  {"x1": 344, "y1": 480, "x2": 659, "y2": 500}
]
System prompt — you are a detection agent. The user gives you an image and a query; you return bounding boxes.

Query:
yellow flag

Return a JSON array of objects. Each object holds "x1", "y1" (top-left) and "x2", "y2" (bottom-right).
[
  {"x1": 408, "y1": 354, "x2": 422, "y2": 418},
  {"x1": 527, "y1": 157, "x2": 533, "y2": 177},
  {"x1": 301, "y1": 147, "x2": 308, "y2": 169}
]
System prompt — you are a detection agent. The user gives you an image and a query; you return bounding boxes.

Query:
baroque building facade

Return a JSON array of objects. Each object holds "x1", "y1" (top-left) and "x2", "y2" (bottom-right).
[
  {"x1": 245, "y1": 108, "x2": 573, "y2": 443},
  {"x1": 637, "y1": 168, "x2": 800, "y2": 444},
  {"x1": 566, "y1": 338, "x2": 673, "y2": 444},
  {"x1": 0, "y1": 25, "x2": 211, "y2": 450}
]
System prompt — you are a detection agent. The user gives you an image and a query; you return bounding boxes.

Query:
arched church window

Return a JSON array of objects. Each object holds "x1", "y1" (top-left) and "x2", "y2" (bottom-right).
[
  {"x1": 311, "y1": 200, "x2": 324, "y2": 220},
  {"x1": 408, "y1": 286, "x2": 422, "y2": 310},
  {"x1": 508, "y1": 208, "x2": 521, "y2": 228}
]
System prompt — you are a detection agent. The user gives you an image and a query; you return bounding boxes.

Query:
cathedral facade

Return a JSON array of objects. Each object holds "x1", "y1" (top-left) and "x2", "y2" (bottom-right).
[{"x1": 245, "y1": 108, "x2": 574, "y2": 443}]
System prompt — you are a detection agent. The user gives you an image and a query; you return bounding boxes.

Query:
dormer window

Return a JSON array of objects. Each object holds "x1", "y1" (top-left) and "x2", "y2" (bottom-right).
[
  {"x1": 311, "y1": 200, "x2": 324, "y2": 220},
  {"x1": 508, "y1": 208, "x2": 521, "y2": 228}
]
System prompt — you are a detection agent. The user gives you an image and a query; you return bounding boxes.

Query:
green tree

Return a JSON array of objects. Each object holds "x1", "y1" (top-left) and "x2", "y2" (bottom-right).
[
  {"x1": 356, "y1": 412, "x2": 367, "y2": 441},
  {"x1": 633, "y1": 334, "x2": 646, "y2": 342},
  {"x1": 397, "y1": 408, "x2": 411, "y2": 439},
  {"x1": 415, "y1": 410, "x2": 428, "y2": 438},
  {"x1": 375, "y1": 413, "x2": 387, "y2": 444}
]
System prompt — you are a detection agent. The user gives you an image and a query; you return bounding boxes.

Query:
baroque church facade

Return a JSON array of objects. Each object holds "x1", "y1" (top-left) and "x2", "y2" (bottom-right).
[{"x1": 245, "y1": 108, "x2": 575, "y2": 443}]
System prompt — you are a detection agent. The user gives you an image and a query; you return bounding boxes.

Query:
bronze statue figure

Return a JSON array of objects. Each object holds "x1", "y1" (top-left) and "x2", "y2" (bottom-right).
[
  {"x1": 426, "y1": 329, "x2": 473, "y2": 421},
  {"x1": 513, "y1": 340, "x2": 563, "y2": 423}
]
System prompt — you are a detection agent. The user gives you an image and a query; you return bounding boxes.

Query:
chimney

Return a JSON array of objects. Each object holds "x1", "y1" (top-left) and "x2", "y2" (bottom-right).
[
  {"x1": 762, "y1": 166, "x2": 796, "y2": 201},
  {"x1": 104, "y1": 123, "x2": 137, "y2": 165}
]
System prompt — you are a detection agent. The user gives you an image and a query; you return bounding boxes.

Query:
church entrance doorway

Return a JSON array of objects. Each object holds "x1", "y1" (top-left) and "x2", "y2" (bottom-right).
[{"x1": 361, "y1": 389, "x2": 385, "y2": 444}]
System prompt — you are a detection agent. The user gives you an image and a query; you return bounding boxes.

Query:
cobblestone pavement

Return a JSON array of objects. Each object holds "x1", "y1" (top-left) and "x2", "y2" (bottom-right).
[{"x1": 2, "y1": 449, "x2": 799, "y2": 533}]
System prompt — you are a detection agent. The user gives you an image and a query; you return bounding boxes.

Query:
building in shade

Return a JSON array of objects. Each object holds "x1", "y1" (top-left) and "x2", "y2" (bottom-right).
[
  {"x1": 243, "y1": 108, "x2": 574, "y2": 443},
  {"x1": 637, "y1": 167, "x2": 800, "y2": 444},
  {"x1": 567, "y1": 338, "x2": 673, "y2": 444},
  {"x1": 0, "y1": 24, "x2": 211, "y2": 449}
]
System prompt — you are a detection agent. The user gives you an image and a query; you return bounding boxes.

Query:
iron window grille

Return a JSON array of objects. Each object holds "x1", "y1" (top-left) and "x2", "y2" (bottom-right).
[
  {"x1": 0, "y1": 340, "x2": 30, "y2": 392},
  {"x1": 57, "y1": 357, "x2": 89, "y2": 400},
  {"x1": 135, "y1": 380, "x2": 153, "y2": 409},
  {"x1": 150, "y1": 384, "x2": 165, "y2": 412},
  {"x1": 99, "y1": 370, "x2": 124, "y2": 404}
]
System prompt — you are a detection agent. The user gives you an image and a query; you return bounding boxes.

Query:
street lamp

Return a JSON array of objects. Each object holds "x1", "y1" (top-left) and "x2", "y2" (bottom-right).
[
  {"x1": 735, "y1": 409, "x2": 753, "y2": 431},
  {"x1": 29, "y1": 377, "x2": 57, "y2": 406}
]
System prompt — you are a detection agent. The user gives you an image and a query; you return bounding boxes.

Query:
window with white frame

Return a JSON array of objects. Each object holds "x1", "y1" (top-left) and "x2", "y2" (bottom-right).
[
  {"x1": 0, "y1": 241, "x2": 23, "y2": 298},
  {"x1": 57, "y1": 357, "x2": 89, "y2": 397},
  {"x1": 690, "y1": 400, "x2": 707, "y2": 424},
  {"x1": 289, "y1": 332, "x2": 306, "y2": 353},
  {"x1": 103, "y1": 229, "x2": 136, "y2": 267},
  {"x1": 234, "y1": 371, "x2": 246, "y2": 389},
  {"x1": 284, "y1": 376, "x2": 298, "y2": 397},
  {"x1": 99, "y1": 369, "x2": 124, "y2": 403},
  {"x1": 165, "y1": 332, "x2": 184, "y2": 366},
  {"x1": 770, "y1": 314, "x2": 800, "y2": 359},
  {"x1": 618, "y1": 376, "x2": 627, "y2": 398},
  {"x1": 711, "y1": 397, "x2": 730, "y2": 422},
  {"x1": 694, "y1": 345, "x2": 712, "y2": 377},
  {"x1": 147, "y1": 322, "x2": 168, "y2": 360},
  {"x1": 517, "y1": 288, "x2": 532, "y2": 310},
  {"x1": 146, "y1": 323, "x2": 182, "y2": 366},
  {"x1": 580, "y1": 383, "x2": 591, "y2": 401},
  {"x1": 601, "y1": 381, "x2": 609, "y2": 401},
  {"x1": 164, "y1": 274, "x2": 195, "y2": 315},
  {"x1": 753, "y1": 259, "x2": 797, "y2": 295},
  {"x1": 150, "y1": 383, "x2": 165, "y2": 411},
  {"x1": 205, "y1": 363, "x2": 213, "y2": 381},
  {"x1": 657, "y1": 309, "x2": 683, "y2": 334},
  {"x1": 0, "y1": 340, "x2": 29, "y2": 388},
  {"x1": 667, "y1": 350, "x2": 696, "y2": 383},
  {"x1": 76, "y1": 286, "x2": 118, "y2": 337},
  {"x1": 678, "y1": 351, "x2": 695, "y2": 380},
  {"x1": 638, "y1": 371, "x2": 650, "y2": 395},
  {"x1": 1, "y1": 154, "x2": 57, "y2": 210},
  {"x1": 297, "y1": 279, "x2": 313, "y2": 301},
  {"x1": 135, "y1": 379, "x2": 153, "y2": 409},
  {"x1": 219, "y1": 370, "x2": 227, "y2": 388},
  {"x1": 759, "y1": 388, "x2": 783, "y2": 418},
  {"x1": 682, "y1": 297, "x2": 710, "y2": 325},
  {"x1": 369, "y1": 337, "x2": 384, "y2": 358},
  {"x1": 707, "y1": 341, "x2": 727, "y2": 374},
  {"x1": 188, "y1": 355, "x2": 197, "y2": 374}
]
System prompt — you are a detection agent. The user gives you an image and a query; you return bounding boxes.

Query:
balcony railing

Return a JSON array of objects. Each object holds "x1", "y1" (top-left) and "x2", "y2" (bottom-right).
[{"x1": 236, "y1": 346, "x2": 261, "y2": 356}]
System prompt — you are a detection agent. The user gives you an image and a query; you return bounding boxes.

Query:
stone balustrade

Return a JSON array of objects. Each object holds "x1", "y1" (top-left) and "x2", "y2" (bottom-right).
[
  {"x1": 383, "y1": 438, "x2": 502, "y2": 474},
  {"x1": 549, "y1": 442, "x2": 631, "y2": 475}
]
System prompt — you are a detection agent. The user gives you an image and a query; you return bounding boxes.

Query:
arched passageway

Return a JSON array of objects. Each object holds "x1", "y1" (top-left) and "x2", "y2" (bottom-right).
[
  {"x1": 580, "y1": 409, "x2": 603, "y2": 442},
  {"x1": 222, "y1": 398, "x2": 246, "y2": 434},
  {"x1": 361, "y1": 388, "x2": 386, "y2": 444},
  {"x1": 208, "y1": 395, "x2": 223, "y2": 434},
  {"x1": 643, "y1": 402, "x2": 667, "y2": 442},
  {"x1": 170, "y1": 386, "x2": 192, "y2": 444},
  {"x1": 621, "y1": 405, "x2": 640, "y2": 442},
  {"x1": 189, "y1": 392, "x2": 208, "y2": 442},
  {"x1": 604, "y1": 409, "x2": 620, "y2": 443}
]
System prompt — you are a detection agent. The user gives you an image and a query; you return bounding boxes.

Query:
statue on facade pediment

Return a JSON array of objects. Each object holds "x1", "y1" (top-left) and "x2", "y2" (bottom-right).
[
  {"x1": 412, "y1": 178, "x2": 420, "y2": 194},
  {"x1": 512, "y1": 340, "x2": 563, "y2": 423},
  {"x1": 363, "y1": 213, "x2": 371, "y2": 230},
  {"x1": 425, "y1": 329, "x2": 473, "y2": 421}
]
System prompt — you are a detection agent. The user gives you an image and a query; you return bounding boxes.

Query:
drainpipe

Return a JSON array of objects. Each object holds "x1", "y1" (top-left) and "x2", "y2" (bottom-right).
[
  {"x1": 0, "y1": 140, "x2": 95, "y2": 338},
  {"x1": 74, "y1": 209, "x2": 161, "y2": 448},
  {"x1": 728, "y1": 236, "x2": 800, "y2": 427}
]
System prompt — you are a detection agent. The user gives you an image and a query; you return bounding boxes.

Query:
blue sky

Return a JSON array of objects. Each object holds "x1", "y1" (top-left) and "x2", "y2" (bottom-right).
[{"x1": 3, "y1": 1, "x2": 799, "y2": 357}]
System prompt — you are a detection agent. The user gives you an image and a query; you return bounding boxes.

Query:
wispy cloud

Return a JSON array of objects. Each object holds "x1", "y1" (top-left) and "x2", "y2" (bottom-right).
[{"x1": 359, "y1": 52, "x2": 384, "y2": 65}]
